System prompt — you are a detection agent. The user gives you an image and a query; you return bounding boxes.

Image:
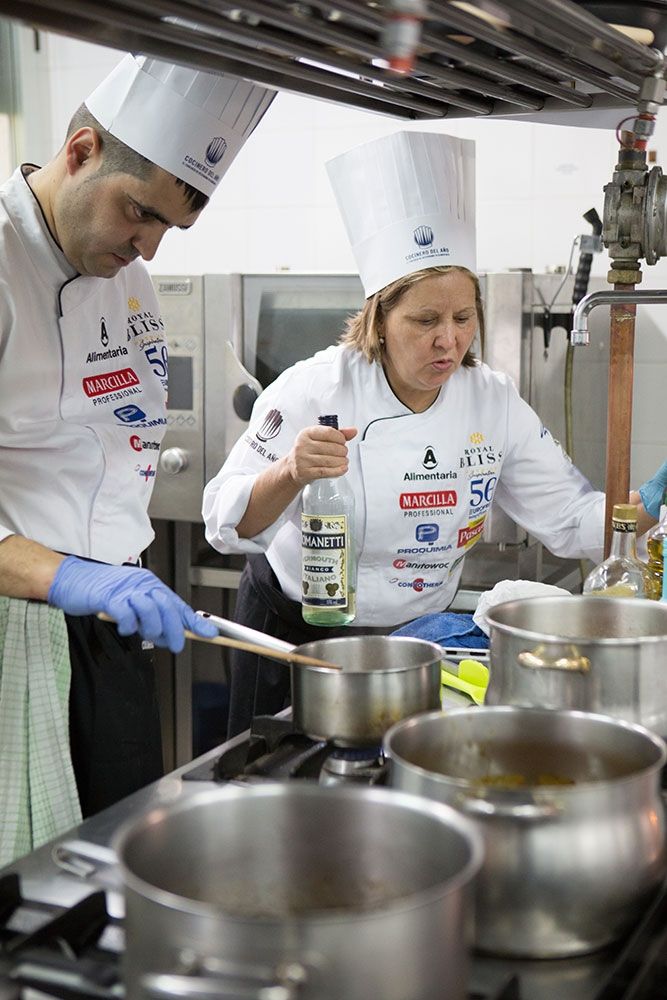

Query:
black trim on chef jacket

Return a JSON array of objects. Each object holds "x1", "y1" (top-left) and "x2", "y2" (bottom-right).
[{"x1": 226, "y1": 553, "x2": 388, "y2": 739}]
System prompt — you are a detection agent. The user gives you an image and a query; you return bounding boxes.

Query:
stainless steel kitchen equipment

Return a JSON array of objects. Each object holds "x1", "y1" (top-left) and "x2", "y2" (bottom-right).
[
  {"x1": 198, "y1": 613, "x2": 443, "y2": 744},
  {"x1": 385, "y1": 705, "x2": 667, "y2": 958},
  {"x1": 2, "y1": 2, "x2": 664, "y2": 126},
  {"x1": 4, "y1": 714, "x2": 667, "y2": 1000},
  {"x1": 484, "y1": 595, "x2": 667, "y2": 738},
  {"x1": 147, "y1": 272, "x2": 363, "y2": 521},
  {"x1": 114, "y1": 782, "x2": 483, "y2": 1000}
]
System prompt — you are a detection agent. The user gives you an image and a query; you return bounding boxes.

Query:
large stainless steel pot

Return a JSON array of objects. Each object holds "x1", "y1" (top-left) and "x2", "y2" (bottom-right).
[
  {"x1": 385, "y1": 706, "x2": 667, "y2": 958},
  {"x1": 485, "y1": 596, "x2": 667, "y2": 737},
  {"x1": 203, "y1": 614, "x2": 443, "y2": 745},
  {"x1": 114, "y1": 783, "x2": 484, "y2": 1000}
]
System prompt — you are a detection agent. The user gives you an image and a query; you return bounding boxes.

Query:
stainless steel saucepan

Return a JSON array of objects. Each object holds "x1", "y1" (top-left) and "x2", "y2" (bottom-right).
[{"x1": 199, "y1": 612, "x2": 443, "y2": 745}]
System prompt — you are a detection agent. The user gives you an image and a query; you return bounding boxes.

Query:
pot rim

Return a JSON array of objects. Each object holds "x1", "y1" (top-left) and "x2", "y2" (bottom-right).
[
  {"x1": 383, "y1": 706, "x2": 667, "y2": 798},
  {"x1": 293, "y1": 635, "x2": 446, "y2": 673},
  {"x1": 113, "y1": 783, "x2": 484, "y2": 923},
  {"x1": 486, "y1": 596, "x2": 667, "y2": 646}
]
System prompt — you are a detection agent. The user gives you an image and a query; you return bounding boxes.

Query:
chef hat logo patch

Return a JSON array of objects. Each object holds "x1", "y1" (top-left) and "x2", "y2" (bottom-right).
[
  {"x1": 205, "y1": 136, "x2": 227, "y2": 166},
  {"x1": 256, "y1": 408, "x2": 283, "y2": 442},
  {"x1": 413, "y1": 225, "x2": 434, "y2": 248}
]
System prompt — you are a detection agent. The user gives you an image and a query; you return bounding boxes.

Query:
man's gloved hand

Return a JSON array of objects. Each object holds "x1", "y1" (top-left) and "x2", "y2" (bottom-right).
[
  {"x1": 48, "y1": 556, "x2": 218, "y2": 653},
  {"x1": 639, "y1": 460, "x2": 667, "y2": 520}
]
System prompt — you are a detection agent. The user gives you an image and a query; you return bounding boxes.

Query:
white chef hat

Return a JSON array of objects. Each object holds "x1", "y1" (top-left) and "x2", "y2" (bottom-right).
[
  {"x1": 84, "y1": 54, "x2": 276, "y2": 197},
  {"x1": 326, "y1": 130, "x2": 476, "y2": 297}
]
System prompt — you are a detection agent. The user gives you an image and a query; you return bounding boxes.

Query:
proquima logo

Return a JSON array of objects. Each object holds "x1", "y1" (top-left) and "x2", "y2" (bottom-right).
[{"x1": 416, "y1": 524, "x2": 439, "y2": 543}]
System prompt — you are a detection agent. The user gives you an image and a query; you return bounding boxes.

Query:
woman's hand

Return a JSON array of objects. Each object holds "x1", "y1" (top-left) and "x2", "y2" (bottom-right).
[{"x1": 286, "y1": 424, "x2": 358, "y2": 487}]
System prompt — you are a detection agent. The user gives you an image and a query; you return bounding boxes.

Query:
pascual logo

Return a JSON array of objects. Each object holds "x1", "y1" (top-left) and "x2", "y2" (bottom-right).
[
  {"x1": 458, "y1": 517, "x2": 485, "y2": 548},
  {"x1": 83, "y1": 367, "x2": 140, "y2": 398},
  {"x1": 400, "y1": 491, "x2": 457, "y2": 510},
  {"x1": 413, "y1": 225, "x2": 434, "y2": 247},
  {"x1": 205, "y1": 136, "x2": 227, "y2": 165},
  {"x1": 256, "y1": 408, "x2": 283, "y2": 442}
]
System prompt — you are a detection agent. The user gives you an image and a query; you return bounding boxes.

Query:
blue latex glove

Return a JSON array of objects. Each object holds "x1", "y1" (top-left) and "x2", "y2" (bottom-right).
[
  {"x1": 639, "y1": 460, "x2": 667, "y2": 520},
  {"x1": 48, "y1": 556, "x2": 218, "y2": 653}
]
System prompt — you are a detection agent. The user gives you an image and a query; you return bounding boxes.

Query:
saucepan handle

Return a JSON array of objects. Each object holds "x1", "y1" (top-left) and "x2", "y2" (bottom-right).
[
  {"x1": 196, "y1": 611, "x2": 296, "y2": 655},
  {"x1": 459, "y1": 795, "x2": 563, "y2": 820},
  {"x1": 516, "y1": 644, "x2": 590, "y2": 674},
  {"x1": 141, "y1": 957, "x2": 308, "y2": 999}
]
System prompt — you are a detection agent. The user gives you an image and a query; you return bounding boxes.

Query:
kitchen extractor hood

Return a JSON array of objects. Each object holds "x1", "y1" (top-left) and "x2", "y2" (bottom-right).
[{"x1": 0, "y1": 0, "x2": 665, "y2": 124}]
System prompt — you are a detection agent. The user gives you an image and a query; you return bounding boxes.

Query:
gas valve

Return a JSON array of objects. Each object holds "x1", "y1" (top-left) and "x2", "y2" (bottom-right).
[{"x1": 602, "y1": 71, "x2": 667, "y2": 282}]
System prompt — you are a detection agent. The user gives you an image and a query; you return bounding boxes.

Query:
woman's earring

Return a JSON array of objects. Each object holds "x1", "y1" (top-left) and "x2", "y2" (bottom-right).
[{"x1": 379, "y1": 336, "x2": 385, "y2": 346}]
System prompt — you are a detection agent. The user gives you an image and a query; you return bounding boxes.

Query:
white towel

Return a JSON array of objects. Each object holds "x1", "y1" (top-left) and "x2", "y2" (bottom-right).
[{"x1": 0, "y1": 598, "x2": 82, "y2": 866}]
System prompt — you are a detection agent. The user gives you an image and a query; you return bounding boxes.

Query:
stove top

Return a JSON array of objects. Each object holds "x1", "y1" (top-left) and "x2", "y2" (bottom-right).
[{"x1": 2, "y1": 713, "x2": 667, "y2": 1000}]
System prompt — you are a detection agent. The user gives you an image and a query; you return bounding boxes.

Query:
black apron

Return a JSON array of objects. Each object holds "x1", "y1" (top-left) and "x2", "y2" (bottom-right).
[
  {"x1": 226, "y1": 553, "x2": 388, "y2": 738},
  {"x1": 65, "y1": 613, "x2": 163, "y2": 817}
]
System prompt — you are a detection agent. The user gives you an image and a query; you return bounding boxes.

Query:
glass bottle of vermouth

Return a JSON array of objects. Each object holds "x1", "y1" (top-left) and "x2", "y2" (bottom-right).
[
  {"x1": 583, "y1": 504, "x2": 648, "y2": 598},
  {"x1": 644, "y1": 489, "x2": 667, "y2": 600},
  {"x1": 301, "y1": 415, "x2": 357, "y2": 625}
]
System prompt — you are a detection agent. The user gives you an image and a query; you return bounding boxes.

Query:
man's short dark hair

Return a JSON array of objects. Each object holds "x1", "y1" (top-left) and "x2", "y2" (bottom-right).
[{"x1": 66, "y1": 104, "x2": 209, "y2": 212}]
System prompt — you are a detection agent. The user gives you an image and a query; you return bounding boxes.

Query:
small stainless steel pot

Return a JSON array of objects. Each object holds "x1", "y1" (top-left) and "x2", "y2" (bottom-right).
[
  {"x1": 385, "y1": 706, "x2": 667, "y2": 958},
  {"x1": 203, "y1": 615, "x2": 443, "y2": 745},
  {"x1": 114, "y1": 783, "x2": 484, "y2": 1000},
  {"x1": 484, "y1": 596, "x2": 667, "y2": 737}
]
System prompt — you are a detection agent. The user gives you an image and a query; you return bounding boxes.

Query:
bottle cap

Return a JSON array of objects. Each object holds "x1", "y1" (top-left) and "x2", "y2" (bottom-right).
[
  {"x1": 318, "y1": 415, "x2": 339, "y2": 428},
  {"x1": 612, "y1": 503, "x2": 638, "y2": 521}
]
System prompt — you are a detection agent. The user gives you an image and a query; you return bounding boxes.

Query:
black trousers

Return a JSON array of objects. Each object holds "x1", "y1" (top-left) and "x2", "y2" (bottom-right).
[
  {"x1": 226, "y1": 554, "x2": 387, "y2": 738},
  {"x1": 65, "y1": 614, "x2": 163, "y2": 817}
]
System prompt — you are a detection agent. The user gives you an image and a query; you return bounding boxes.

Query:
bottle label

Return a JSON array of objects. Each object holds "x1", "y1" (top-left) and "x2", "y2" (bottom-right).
[
  {"x1": 301, "y1": 513, "x2": 348, "y2": 607},
  {"x1": 611, "y1": 519, "x2": 636, "y2": 533}
]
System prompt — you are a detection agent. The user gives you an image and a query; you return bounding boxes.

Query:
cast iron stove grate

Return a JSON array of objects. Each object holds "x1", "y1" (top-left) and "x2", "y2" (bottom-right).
[{"x1": 183, "y1": 714, "x2": 388, "y2": 784}]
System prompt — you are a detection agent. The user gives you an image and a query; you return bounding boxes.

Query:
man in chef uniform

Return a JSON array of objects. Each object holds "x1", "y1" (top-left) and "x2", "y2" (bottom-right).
[
  {"x1": 203, "y1": 129, "x2": 667, "y2": 738},
  {"x1": 0, "y1": 53, "x2": 275, "y2": 862}
]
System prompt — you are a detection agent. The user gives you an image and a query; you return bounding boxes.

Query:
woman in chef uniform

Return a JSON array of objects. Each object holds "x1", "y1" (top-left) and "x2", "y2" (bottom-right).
[{"x1": 203, "y1": 130, "x2": 667, "y2": 738}]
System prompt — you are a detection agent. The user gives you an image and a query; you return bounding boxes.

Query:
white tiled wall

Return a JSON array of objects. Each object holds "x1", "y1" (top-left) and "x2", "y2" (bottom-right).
[{"x1": 5, "y1": 27, "x2": 667, "y2": 482}]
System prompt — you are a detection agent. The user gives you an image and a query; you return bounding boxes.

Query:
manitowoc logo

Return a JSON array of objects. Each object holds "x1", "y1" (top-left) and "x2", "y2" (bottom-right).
[
  {"x1": 400, "y1": 491, "x2": 457, "y2": 510},
  {"x1": 83, "y1": 367, "x2": 140, "y2": 398}
]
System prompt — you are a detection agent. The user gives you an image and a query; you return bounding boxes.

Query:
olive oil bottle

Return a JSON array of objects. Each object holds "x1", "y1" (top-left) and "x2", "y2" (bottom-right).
[
  {"x1": 645, "y1": 489, "x2": 667, "y2": 600},
  {"x1": 583, "y1": 504, "x2": 648, "y2": 598},
  {"x1": 301, "y1": 415, "x2": 357, "y2": 625}
]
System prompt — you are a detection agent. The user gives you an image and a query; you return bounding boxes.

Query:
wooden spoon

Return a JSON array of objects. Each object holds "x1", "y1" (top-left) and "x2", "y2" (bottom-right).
[{"x1": 96, "y1": 612, "x2": 341, "y2": 669}]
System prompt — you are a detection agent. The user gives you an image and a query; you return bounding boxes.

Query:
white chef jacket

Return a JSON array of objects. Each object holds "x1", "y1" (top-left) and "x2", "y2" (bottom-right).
[
  {"x1": 0, "y1": 167, "x2": 167, "y2": 565},
  {"x1": 203, "y1": 345, "x2": 605, "y2": 627}
]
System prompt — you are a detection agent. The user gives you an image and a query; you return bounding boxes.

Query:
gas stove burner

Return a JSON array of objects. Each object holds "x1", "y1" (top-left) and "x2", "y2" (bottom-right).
[{"x1": 320, "y1": 746, "x2": 387, "y2": 785}]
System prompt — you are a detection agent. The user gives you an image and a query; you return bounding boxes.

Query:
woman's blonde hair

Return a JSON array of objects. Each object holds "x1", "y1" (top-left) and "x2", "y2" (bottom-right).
[{"x1": 341, "y1": 265, "x2": 483, "y2": 365}]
